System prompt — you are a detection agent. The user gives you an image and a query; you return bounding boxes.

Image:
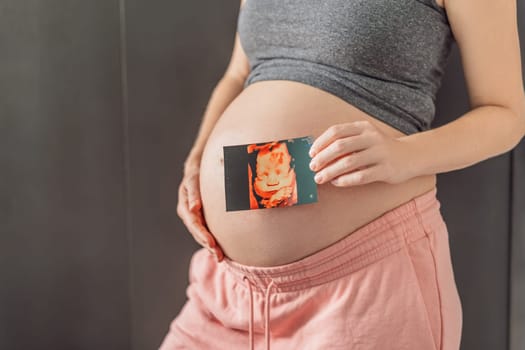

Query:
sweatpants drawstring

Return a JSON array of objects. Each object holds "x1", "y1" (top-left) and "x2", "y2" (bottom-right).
[
  {"x1": 243, "y1": 276, "x2": 255, "y2": 350},
  {"x1": 243, "y1": 276, "x2": 276, "y2": 350},
  {"x1": 264, "y1": 280, "x2": 275, "y2": 350}
]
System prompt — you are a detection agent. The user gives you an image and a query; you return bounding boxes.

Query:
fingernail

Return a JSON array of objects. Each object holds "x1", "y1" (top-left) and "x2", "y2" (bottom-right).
[
  {"x1": 215, "y1": 249, "x2": 224, "y2": 262},
  {"x1": 314, "y1": 173, "x2": 322, "y2": 183},
  {"x1": 309, "y1": 161, "x2": 317, "y2": 171},
  {"x1": 309, "y1": 148, "x2": 315, "y2": 157}
]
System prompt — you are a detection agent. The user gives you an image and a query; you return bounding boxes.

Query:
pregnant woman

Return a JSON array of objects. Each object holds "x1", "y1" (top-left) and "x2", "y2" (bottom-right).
[{"x1": 161, "y1": 0, "x2": 525, "y2": 349}]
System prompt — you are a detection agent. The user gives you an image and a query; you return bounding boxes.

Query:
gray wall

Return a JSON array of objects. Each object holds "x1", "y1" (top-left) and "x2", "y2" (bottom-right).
[
  {"x1": 1, "y1": 1, "x2": 524, "y2": 349},
  {"x1": 2, "y1": 1, "x2": 130, "y2": 349}
]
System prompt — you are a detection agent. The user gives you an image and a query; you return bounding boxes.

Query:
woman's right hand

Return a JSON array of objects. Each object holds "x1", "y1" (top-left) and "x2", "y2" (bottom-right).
[{"x1": 177, "y1": 157, "x2": 224, "y2": 262}]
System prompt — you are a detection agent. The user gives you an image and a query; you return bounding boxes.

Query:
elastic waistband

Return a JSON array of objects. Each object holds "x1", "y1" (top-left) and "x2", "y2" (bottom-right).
[{"x1": 224, "y1": 186, "x2": 443, "y2": 292}]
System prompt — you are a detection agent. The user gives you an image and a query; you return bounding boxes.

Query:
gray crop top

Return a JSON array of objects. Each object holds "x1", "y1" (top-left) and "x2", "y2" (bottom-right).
[{"x1": 237, "y1": 0, "x2": 455, "y2": 135}]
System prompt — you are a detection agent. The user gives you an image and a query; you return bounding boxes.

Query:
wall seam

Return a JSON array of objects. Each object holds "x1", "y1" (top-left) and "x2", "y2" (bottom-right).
[
  {"x1": 508, "y1": 148, "x2": 514, "y2": 350},
  {"x1": 118, "y1": 0, "x2": 134, "y2": 349}
]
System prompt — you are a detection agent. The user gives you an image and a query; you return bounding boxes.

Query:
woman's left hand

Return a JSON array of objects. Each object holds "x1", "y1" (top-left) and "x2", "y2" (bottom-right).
[{"x1": 308, "y1": 120, "x2": 415, "y2": 187}]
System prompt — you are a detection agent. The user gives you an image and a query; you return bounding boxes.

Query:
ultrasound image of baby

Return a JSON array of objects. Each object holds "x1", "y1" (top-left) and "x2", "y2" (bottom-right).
[
  {"x1": 223, "y1": 136, "x2": 318, "y2": 211},
  {"x1": 247, "y1": 141, "x2": 298, "y2": 209}
]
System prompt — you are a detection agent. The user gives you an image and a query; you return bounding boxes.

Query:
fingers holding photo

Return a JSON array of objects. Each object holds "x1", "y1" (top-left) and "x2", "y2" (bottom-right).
[{"x1": 309, "y1": 120, "x2": 414, "y2": 187}]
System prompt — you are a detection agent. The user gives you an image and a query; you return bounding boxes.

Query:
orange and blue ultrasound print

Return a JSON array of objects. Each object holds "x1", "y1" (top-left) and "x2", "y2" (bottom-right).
[{"x1": 223, "y1": 135, "x2": 319, "y2": 211}]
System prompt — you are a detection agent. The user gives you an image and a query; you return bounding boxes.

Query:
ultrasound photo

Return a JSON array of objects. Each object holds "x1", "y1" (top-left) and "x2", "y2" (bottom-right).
[{"x1": 223, "y1": 135, "x2": 319, "y2": 212}]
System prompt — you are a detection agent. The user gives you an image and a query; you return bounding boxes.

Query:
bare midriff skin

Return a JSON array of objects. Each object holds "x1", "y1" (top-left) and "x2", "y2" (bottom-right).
[{"x1": 199, "y1": 80, "x2": 436, "y2": 267}]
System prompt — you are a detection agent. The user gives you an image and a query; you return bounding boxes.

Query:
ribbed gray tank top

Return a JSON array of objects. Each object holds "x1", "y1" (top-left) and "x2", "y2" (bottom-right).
[{"x1": 237, "y1": 0, "x2": 455, "y2": 135}]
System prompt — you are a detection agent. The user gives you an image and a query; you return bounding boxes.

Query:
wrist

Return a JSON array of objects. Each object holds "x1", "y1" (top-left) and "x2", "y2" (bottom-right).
[
  {"x1": 184, "y1": 152, "x2": 202, "y2": 171},
  {"x1": 186, "y1": 148, "x2": 203, "y2": 162},
  {"x1": 396, "y1": 134, "x2": 428, "y2": 179}
]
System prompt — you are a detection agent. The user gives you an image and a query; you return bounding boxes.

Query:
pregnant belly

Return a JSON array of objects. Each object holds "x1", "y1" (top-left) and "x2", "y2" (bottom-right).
[{"x1": 199, "y1": 80, "x2": 436, "y2": 267}]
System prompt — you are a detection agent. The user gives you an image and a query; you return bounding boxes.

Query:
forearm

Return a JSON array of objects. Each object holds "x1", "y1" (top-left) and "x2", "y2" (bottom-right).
[
  {"x1": 184, "y1": 74, "x2": 245, "y2": 167},
  {"x1": 398, "y1": 105, "x2": 525, "y2": 177}
]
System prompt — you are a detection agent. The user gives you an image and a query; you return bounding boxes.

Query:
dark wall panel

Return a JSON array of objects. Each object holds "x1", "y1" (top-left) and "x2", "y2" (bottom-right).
[
  {"x1": 511, "y1": 139, "x2": 525, "y2": 350},
  {"x1": 510, "y1": 4, "x2": 525, "y2": 348},
  {"x1": 1, "y1": 1, "x2": 130, "y2": 349},
  {"x1": 434, "y1": 42, "x2": 511, "y2": 350},
  {"x1": 123, "y1": 1, "x2": 237, "y2": 348}
]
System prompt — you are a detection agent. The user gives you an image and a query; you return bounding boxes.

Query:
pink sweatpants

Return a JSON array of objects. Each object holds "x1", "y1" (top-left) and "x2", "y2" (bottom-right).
[{"x1": 159, "y1": 187, "x2": 463, "y2": 350}]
